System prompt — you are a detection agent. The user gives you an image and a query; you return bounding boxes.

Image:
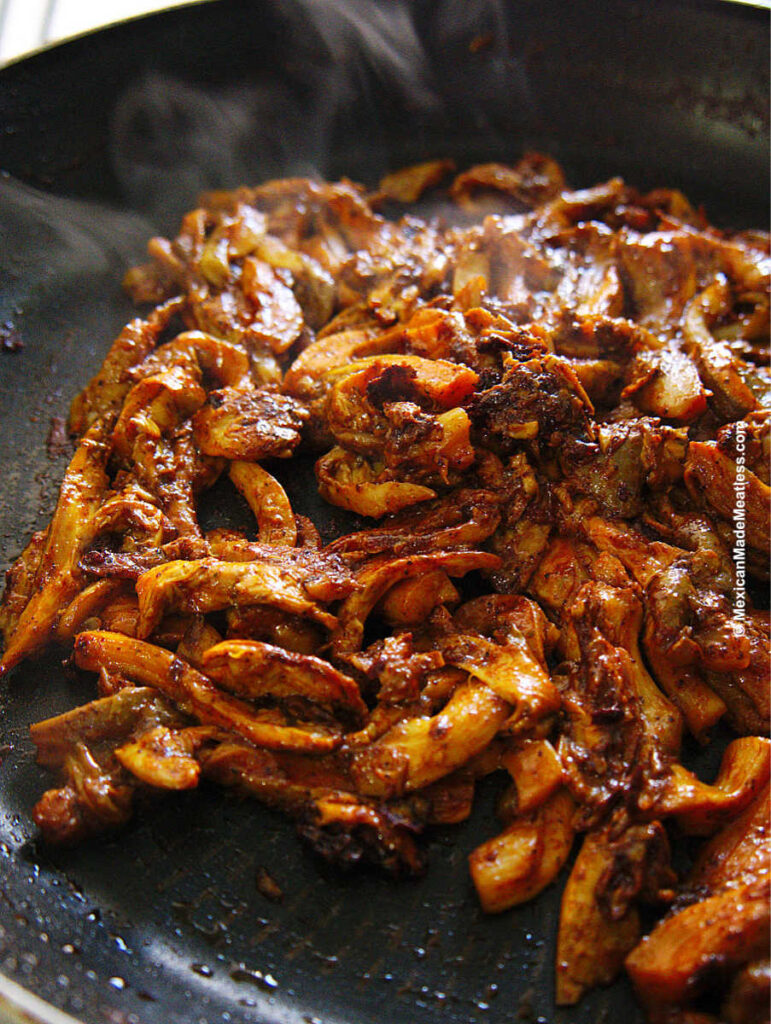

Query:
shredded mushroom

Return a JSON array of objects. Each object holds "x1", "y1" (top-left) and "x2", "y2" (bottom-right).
[{"x1": 1, "y1": 153, "x2": 769, "y2": 1023}]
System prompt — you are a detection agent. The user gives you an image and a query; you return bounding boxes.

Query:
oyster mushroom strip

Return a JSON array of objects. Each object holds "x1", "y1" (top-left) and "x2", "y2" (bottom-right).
[
  {"x1": 30, "y1": 686, "x2": 186, "y2": 769},
  {"x1": 192, "y1": 384, "x2": 308, "y2": 461},
  {"x1": 91, "y1": 484, "x2": 166, "y2": 548},
  {"x1": 180, "y1": 199, "x2": 269, "y2": 289},
  {"x1": 54, "y1": 579, "x2": 128, "y2": 643},
  {"x1": 557, "y1": 418, "x2": 688, "y2": 522},
  {"x1": 340, "y1": 635, "x2": 458, "y2": 741},
  {"x1": 282, "y1": 325, "x2": 403, "y2": 402},
  {"x1": 436, "y1": 632, "x2": 561, "y2": 730},
  {"x1": 683, "y1": 279, "x2": 764, "y2": 421},
  {"x1": 349, "y1": 675, "x2": 511, "y2": 799},
  {"x1": 528, "y1": 535, "x2": 689, "y2": 738},
  {"x1": 647, "y1": 736, "x2": 771, "y2": 835},
  {"x1": 557, "y1": 581, "x2": 767, "y2": 829},
  {"x1": 556, "y1": 822, "x2": 676, "y2": 1006},
  {"x1": 350, "y1": 403, "x2": 476, "y2": 487},
  {"x1": 576, "y1": 519, "x2": 729, "y2": 739},
  {"x1": 83, "y1": 535, "x2": 356, "y2": 606},
  {"x1": 388, "y1": 304, "x2": 515, "y2": 365},
  {"x1": 326, "y1": 487, "x2": 501, "y2": 558},
  {"x1": 134, "y1": 557, "x2": 340, "y2": 639},
  {"x1": 621, "y1": 345, "x2": 708, "y2": 425},
  {"x1": 556, "y1": 626, "x2": 665, "y2": 828},
  {"x1": 68, "y1": 295, "x2": 184, "y2": 435},
  {"x1": 316, "y1": 446, "x2": 437, "y2": 518},
  {"x1": 469, "y1": 789, "x2": 575, "y2": 914},
  {"x1": 202, "y1": 536, "x2": 357, "y2": 603},
  {"x1": 331, "y1": 550, "x2": 502, "y2": 655},
  {"x1": 228, "y1": 461, "x2": 297, "y2": 547},
  {"x1": 373, "y1": 159, "x2": 456, "y2": 204},
  {"x1": 350, "y1": 630, "x2": 560, "y2": 799},
  {"x1": 153, "y1": 201, "x2": 307, "y2": 356},
  {"x1": 29, "y1": 686, "x2": 197, "y2": 844},
  {"x1": 560, "y1": 581, "x2": 683, "y2": 757},
  {"x1": 200, "y1": 639, "x2": 368, "y2": 722},
  {"x1": 375, "y1": 570, "x2": 460, "y2": 627},
  {"x1": 242, "y1": 231, "x2": 335, "y2": 330},
  {"x1": 195, "y1": 210, "x2": 307, "y2": 348},
  {"x1": 33, "y1": 690, "x2": 214, "y2": 795},
  {"x1": 704, "y1": 607, "x2": 771, "y2": 738},
  {"x1": 539, "y1": 307, "x2": 709, "y2": 424},
  {"x1": 685, "y1": 439, "x2": 770, "y2": 555},
  {"x1": 240, "y1": 255, "x2": 306, "y2": 354},
  {"x1": 128, "y1": 331, "x2": 253, "y2": 389},
  {"x1": 450, "y1": 153, "x2": 566, "y2": 210},
  {"x1": 324, "y1": 354, "x2": 478, "y2": 455},
  {"x1": 199, "y1": 741, "x2": 426, "y2": 877},
  {"x1": 499, "y1": 737, "x2": 564, "y2": 816},
  {"x1": 313, "y1": 301, "x2": 384, "y2": 340},
  {"x1": 0, "y1": 422, "x2": 110, "y2": 677},
  {"x1": 111, "y1": 364, "x2": 206, "y2": 458},
  {"x1": 643, "y1": 555, "x2": 765, "y2": 741},
  {"x1": 72, "y1": 631, "x2": 342, "y2": 753},
  {"x1": 112, "y1": 722, "x2": 219, "y2": 791},
  {"x1": 111, "y1": 363, "x2": 217, "y2": 544},
  {"x1": 560, "y1": 580, "x2": 685, "y2": 817},
  {"x1": 625, "y1": 784, "x2": 771, "y2": 1013},
  {"x1": 721, "y1": 961, "x2": 771, "y2": 1024},
  {"x1": 577, "y1": 515, "x2": 683, "y2": 589},
  {"x1": 0, "y1": 529, "x2": 47, "y2": 644},
  {"x1": 174, "y1": 615, "x2": 223, "y2": 669},
  {"x1": 33, "y1": 742, "x2": 134, "y2": 846},
  {"x1": 316, "y1": 399, "x2": 477, "y2": 517},
  {"x1": 452, "y1": 593, "x2": 558, "y2": 666},
  {"x1": 470, "y1": 350, "x2": 595, "y2": 449},
  {"x1": 466, "y1": 213, "x2": 561, "y2": 304}
]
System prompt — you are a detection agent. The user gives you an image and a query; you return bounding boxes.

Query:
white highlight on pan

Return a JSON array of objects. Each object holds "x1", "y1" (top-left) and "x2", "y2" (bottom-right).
[{"x1": 0, "y1": 0, "x2": 196, "y2": 65}]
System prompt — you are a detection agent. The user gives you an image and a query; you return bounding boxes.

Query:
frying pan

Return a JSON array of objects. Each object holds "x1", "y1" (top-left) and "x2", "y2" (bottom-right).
[{"x1": 0, "y1": 2, "x2": 768, "y2": 1022}]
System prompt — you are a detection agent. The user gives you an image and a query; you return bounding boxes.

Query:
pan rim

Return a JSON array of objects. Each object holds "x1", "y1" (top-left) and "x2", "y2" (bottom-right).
[
  {"x1": 0, "y1": 0, "x2": 767, "y2": 75},
  {"x1": 0, "y1": 0, "x2": 210, "y2": 72}
]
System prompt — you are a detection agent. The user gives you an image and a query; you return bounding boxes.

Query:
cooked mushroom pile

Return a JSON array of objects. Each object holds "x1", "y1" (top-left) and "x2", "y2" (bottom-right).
[{"x1": 2, "y1": 154, "x2": 769, "y2": 1022}]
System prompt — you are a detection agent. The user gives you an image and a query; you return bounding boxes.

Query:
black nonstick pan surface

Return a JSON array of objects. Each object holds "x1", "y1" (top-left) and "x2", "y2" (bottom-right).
[{"x1": 0, "y1": 2, "x2": 768, "y2": 1022}]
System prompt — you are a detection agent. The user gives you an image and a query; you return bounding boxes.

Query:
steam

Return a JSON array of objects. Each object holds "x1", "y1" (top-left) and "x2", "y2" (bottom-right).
[
  {"x1": 0, "y1": 0, "x2": 534, "y2": 311},
  {"x1": 0, "y1": 174, "x2": 154, "y2": 317},
  {"x1": 107, "y1": 0, "x2": 531, "y2": 231},
  {"x1": 298, "y1": 0, "x2": 439, "y2": 108}
]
